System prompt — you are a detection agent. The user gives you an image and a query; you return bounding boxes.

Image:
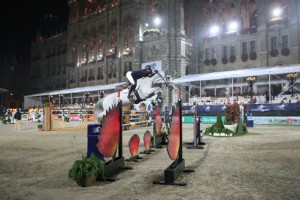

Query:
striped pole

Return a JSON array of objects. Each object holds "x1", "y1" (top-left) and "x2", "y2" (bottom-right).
[{"x1": 122, "y1": 120, "x2": 155, "y2": 127}]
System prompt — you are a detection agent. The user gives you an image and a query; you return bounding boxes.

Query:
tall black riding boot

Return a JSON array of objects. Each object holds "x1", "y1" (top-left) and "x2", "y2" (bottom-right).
[{"x1": 127, "y1": 85, "x2": 134, "y2": 98}]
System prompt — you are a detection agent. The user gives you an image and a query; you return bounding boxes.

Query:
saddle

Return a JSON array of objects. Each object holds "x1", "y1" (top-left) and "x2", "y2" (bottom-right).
[{"x1": 127, "y1": 83, "x2": 143, "y2": 103}]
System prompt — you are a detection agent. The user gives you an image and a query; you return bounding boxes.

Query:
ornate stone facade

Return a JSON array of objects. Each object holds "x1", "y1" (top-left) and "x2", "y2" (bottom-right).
[{"x1": 29, "y1": 0, "x2": 300, "y2": 103}]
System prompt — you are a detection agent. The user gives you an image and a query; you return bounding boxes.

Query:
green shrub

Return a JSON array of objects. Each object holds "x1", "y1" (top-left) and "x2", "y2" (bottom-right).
[
  {"x1": 235, "y1": 120, "x2": 248, "y2": 136},
  {"x1": 204, "y1": 112, "x2": 234, "y2": 136},
  {"x1": 68, "y1": 154, "x2": 105, "y2": 183},
  {"x1": 214, "y1": 112, "x2": 224, "y2": 130}
]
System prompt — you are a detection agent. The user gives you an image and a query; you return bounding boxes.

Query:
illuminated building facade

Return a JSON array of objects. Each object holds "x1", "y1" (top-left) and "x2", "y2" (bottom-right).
[{"x1": 29, "y1": 0, "x2": 300, "y2": 103}]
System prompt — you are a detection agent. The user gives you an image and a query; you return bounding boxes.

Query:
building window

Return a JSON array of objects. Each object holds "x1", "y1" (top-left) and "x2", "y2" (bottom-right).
[
  {"x1": 250, "y1": 41, "x2": 256, "y2": 53},
  {"x1": 128, "y1": 62, "x2": 132, "y2": 71},
  {"x1": 271, "y1": 37, "x2": 277, "y2": 51},
  {"x1": 230, "y1": 45, "x2": 236, "y2": 56},
  {"x1": 282, "y1": 35, "x2": 289, "y2": 49},
  {"x1": 88, "y1": 69, "x2": 95, "y2": 81},
  {"x1": 242, "y1": 42, "x2": 247, "y2": 55},
  {"x1": 223, "y1": 46, "x2": 228, "y2": 58},
  {"x1": 205, "y1": 48, "x2": 210, "y2": 60},
  {"x1": 212, "y1": 47, "x2": 217, "y2": 59}
]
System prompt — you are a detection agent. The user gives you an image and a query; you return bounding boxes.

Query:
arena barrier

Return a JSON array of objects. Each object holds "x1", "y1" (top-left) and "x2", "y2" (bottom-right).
[
  {"x1": 52, "y1": 119, "x2": 94, "y2": 131},
  {"x1": 122, "y1": 120, "x2": 155, "y2": 128}
]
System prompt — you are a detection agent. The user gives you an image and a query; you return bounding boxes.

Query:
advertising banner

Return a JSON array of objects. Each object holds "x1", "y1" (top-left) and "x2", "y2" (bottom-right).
[
  {"x1": 248, "y1": 103, "x2": 300, "y2": 116},
  {"x1": 182, "y1": 116, "x2": 300, "y2": 125},
  {"x1": 141, "y1": 60, "x2": 162, "y2": 71},
  {"x1": 182, "y1": 105, "x2": 226, "y2": 116},
  {"x1": 183, "y1": 103, "x2": 300, "y2": 117},
  {"x1": 253, "y1": 116, "x2": 300, "y2": 125}
]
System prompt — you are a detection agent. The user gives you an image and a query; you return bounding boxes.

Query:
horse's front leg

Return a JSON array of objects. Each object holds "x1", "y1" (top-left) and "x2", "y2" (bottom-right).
[
  {"x1": 153, "y1": 87, "x2": 163, "y2": 95},
  {"x1": 149, "y1": 87, "x2": 163, "y2": 102}
]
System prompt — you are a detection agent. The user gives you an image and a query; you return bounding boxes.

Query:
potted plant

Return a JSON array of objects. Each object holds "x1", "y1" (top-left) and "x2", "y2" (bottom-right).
[
  {"x1": 270, "y1": 49, "x2": 278, "y2": 57},
  {"x1": 224, "y1": 103, "x2": 240, "y2": 125},
  {"x1": 37, "y1": 124, "x2": 43, "y2": 131},
  {"x1": 235, "y1": 119, "x2": 248, "y2": 136},
  {"x1": 204, "y1": 112, "x2": 234, "y2": 136},
  {"x1": 211, "y1": 58, "x2": 217, "y2": 65},
  {"x1": 159, "y1": 131, "x2": 169, "y2": 144},
  {"x1": 222, "y1": 56, "x2": 228, "y2": 64},
  {"x1": 2, "y1": 117, "x2": 6, "y2": 124},
  {"x1": 68, "y1": 154, "x2": 105, "y2": 187},
  {"x1": 241, "y1": 54, "x2": 248, "y2": 62},
  {"x1": 281, "y1": 48, "x2": 290, "y2": 56},
  {"x1": 64, "y1": 116, "x2": 70, "y2": 122},
  {"x1": 249, "y1": 52, "x2": 257, "y2": 60},
  {"x1": 37, "y1": 113, "x2": 41, "y2": 123},
  {"x1": 204, "y1": 59, "x2": 211, "y2": 65},
  {"x1": 229, "y1": 55, "x2": 236, "y2": 63}
]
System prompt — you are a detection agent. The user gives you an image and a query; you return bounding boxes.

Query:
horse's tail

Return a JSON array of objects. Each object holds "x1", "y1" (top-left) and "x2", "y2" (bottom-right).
[{"x1": 94, "y1": 98, "x2": 105, "y2": 123}]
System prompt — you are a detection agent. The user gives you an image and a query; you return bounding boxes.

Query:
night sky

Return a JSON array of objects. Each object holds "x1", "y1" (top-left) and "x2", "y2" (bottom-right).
[{"x1": 0, "y1": 0, "x2": 69, "y2": 64}]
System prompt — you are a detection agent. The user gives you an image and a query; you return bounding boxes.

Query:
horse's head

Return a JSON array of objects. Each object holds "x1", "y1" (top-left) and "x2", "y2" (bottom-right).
[{"x1": 151, "y1": 71, "x2": 167, "y2": 85}]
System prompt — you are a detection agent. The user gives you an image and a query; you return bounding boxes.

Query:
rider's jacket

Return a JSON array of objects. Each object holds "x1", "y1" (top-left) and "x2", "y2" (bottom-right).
[{"x1": 131, "y1": 68, "x2": 153, "y2": 80}]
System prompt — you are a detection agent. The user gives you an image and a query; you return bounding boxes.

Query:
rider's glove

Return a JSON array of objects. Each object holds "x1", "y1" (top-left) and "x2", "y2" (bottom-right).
[{"x1": 154, "y1": 70, "x2": 158, "y2": 73}]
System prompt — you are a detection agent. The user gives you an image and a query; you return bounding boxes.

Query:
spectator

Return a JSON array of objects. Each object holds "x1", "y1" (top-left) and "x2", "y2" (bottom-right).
[
  {"x1": 14, "y1": 109, "x2": 22, "y2": 131},
  {"x1": 265, "y1": 92, "x2": 270, "y2": 102}
]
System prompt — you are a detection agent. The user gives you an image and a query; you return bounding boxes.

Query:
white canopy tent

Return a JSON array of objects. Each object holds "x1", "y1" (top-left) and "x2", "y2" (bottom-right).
[
  {"x1": 172, "y1": 64, "x2": 300, "y2": 102},
  {"x1": 0, "y1": 88, "x2": 8, "y2": 94},
  {"x1": 24, "y1": 82, "x2": 126, "y2": 109}
]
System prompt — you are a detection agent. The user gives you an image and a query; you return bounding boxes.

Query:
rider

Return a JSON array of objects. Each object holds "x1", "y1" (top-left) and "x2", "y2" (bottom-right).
[{"x1": 126, "y1": 65, "x2": 157, "y2": 99}]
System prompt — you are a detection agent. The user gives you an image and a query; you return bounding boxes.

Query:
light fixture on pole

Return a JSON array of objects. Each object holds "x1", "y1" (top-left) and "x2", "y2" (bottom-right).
[
  {"x1": 246, "y1": 76, "x2": 256, "y2": 102},
  {"x1": 85, "y1": 92, "x2": 90, "y2": 103},
  {"x1": 100, "y1": 91, "x2": 104, "y2": 99},
  {"x1": 286, "y1": 73, "x2": 297, "y2": 97},
  {"x1": 59, "y1": 94, "x2": 64, "y2": 107}
]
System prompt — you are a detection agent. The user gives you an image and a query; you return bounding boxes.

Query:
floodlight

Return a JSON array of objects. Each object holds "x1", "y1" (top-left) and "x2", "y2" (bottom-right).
[
  {"x1": 272, "y1": 8, "x2": 282, "y2": 18},
  {"x1": 210, "y1": 25, "x2": 219, "y2": 36},
  {"x1": 154, "y1": 17, "x2": 161, "y2": 26},
  {"x1": 228, "y1": 21, "x2": 238, "y2": 32}
]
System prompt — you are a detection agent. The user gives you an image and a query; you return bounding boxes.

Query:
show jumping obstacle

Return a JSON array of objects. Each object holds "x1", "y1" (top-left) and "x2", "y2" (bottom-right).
[
  {"x1": 182, "y1": 109, "x2": 205, "y2": 149},
  {"x1": 122, "y1": 109, "x2": 156, "y2": 129},
  {"x1": 87, "y1": 99, "x2": 163, "y2": 179},
  {"x1": 153, "y1": 99, "x2": 188, "y2": 186},
  {"x1": 94, "y1": 71, "x2": 165, "y2": 124},
  {"x1": 87, "y1": 83, "x2": 204, "y2": 185},
  {"x1": 87, "y1": 98, "x2": 206, "y2": 185}
]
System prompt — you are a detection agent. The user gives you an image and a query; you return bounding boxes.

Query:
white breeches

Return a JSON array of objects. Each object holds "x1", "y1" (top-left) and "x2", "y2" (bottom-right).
[{"x1": 126, "y1": 71, "x2": 135, "y2": 85}]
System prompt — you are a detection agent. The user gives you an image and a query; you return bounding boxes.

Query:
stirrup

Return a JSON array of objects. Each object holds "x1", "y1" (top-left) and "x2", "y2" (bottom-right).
[
  {"x1": 128, "y1": 94, "x2": 136, "y2": 100},
  {"x1": 156, "y1": 92, "x2": 162, "y2": 99},
  {"x1": 127, "y1": 94, "x2": 133, "y2": 99}
]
